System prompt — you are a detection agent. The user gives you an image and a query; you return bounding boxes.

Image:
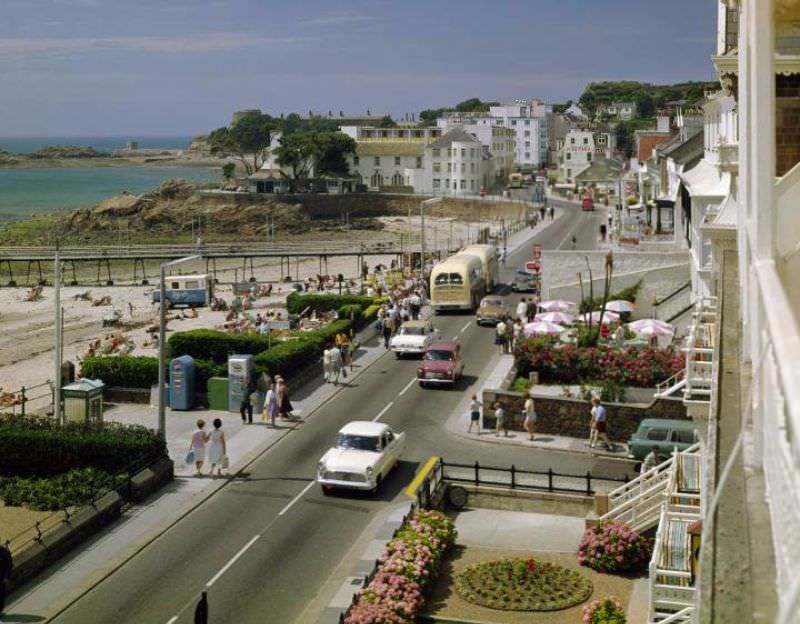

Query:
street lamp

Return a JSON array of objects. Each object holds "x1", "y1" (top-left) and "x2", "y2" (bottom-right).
[
  {"x1": 158, "y1": 255, "x2": 201, "y2": 436},
  {"x1": 420, "y1": 197, "x2": 442, "y2": 276}
]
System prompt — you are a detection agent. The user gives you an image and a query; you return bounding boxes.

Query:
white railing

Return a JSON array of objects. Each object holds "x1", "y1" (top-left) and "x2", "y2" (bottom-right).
[
  {"x1": 683, "y1": 298, "x2": 717, "y2": 402},
  {"x1": 655, "y1": 369, "x2": 687, "y2": 398},
  {"x1": 602, "y1": 443, "x2": 701, "y2": 533},
  {"x1": 651, "y1": 606, "x2": 694, "y2": 624},
  {"x1": 648, "y1": 505, "x2": 700, "y2": 623}
]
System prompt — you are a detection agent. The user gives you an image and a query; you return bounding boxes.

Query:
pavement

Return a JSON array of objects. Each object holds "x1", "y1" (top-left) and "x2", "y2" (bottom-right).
[{"x1": 3, "y1": 196, "x2": 635, "y2": 624}]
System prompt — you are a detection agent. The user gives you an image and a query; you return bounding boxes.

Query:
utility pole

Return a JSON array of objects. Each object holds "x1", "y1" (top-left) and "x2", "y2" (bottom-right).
[
  {"x1": 420, "y1": 197, "x2": 442, "y2": 277},
  {"x1": 54, "y1": 241, "x2": 62, "y2": 424}
]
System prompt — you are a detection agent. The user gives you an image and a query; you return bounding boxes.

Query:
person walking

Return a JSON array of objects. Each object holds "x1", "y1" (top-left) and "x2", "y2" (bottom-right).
[
  {"x1": 276, "y1": 376, "x2": 293, "y2": 420},
  {"x1": 549, "y1": 205, "x2": 555, "y2": 221},
  {"x1": 381, "y1": 315, "x2": 394, "y2": 349},
  {"x1": 409, "y1": 291, "x2": 421, "y2": 320},
  {"x1": 495, "y1": 318, "x2": 508, "y2": 354},
  {"x1": 240, "y1": 382, "x2": 255, "y2": 424},
  {"x1": 589, "y1": 397, "x2": 611, "y2": 450},
  {"x1": 207, "y1": 418, "x2": 227, "y2": 477},
  {"x1": 523, "y1": 395, "x2": 537, "y2": 441},
  {"x1": 494, "y1": 403, "x2": 507, "y2": 437},
  {"x1": 322, "y1": 346, "x2": 332, "y2": 383},
  {"x1": 329, "y1": 344, "x2": 342, "y2": 385},
  {"x1": 516, "y1": 297, "x2": 528, "y2": 322},
  {"x1": 189, "y1": 419, "x2": 209, "y2": 476},
  {"x1": 467, "y1": 394, "x2": 482, "y2": 434},
  {"x1": 263, "y1": 382, "x2": 278, "y2": 427}
]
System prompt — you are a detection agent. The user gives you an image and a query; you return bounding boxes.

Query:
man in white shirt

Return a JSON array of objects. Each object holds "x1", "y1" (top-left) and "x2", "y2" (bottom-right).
[{"x1": 516, "y1": 298, "x2": 528, "y2": 322}]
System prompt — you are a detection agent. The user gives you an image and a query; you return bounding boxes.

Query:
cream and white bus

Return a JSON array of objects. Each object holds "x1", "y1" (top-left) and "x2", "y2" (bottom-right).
[
  {"x1": 461, "y1": 244, "x2": 499, "y2": 293},
  {"x1": 429, "y1": 253, "x2": 485, "y2": 312}
]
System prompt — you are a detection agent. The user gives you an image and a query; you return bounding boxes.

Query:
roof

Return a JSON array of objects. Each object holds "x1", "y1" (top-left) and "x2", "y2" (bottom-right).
[
  {"x1": 355, "y1": 142, "x2": 424, "y2": 157},
  {"x1": 680, "y1": 159, "x2": 730, "y2": 197},
  {"x1": 401, "y1": 320, "x2": 429, "y2": 328},
  {"x1": 248, "y1": 168, "x2": 286, "y2": 180},
  {"x1": 339, "y1": 421, "x2": 389, "y2": 436},
  {"x1": 428, "y1": 340, "x2": 458, "y2": 350},
  {"x1": 574, "y1": 155, "x2": 624, "y2": 182},
  {"x1": 638, "y1": 418, "x2": 697, "y2": 429},
  {"x1": 429, "y1": 128, "x2": 481, "y2": 149},
  {"x1": 658, "y1": 128, "x2": 703, "y2": 163}
]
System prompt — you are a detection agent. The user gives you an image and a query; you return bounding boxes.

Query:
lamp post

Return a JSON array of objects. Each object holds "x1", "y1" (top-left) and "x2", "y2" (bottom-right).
[
  {"x1": 54, "y1": 242, "x2": 62, "y2": 424},
  {"x1": 158, "y1": 255, "x2": 201, "y2": 436},
  {"x1": 420, "y1": 197, "x2": 442, "y2": 276}
]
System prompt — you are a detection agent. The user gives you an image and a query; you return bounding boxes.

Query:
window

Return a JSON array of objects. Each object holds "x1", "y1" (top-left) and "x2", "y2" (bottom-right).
[
  {"x1": 598, "y1": 136, "x2": 606, "y2": 144},
  {"x1": 461, "y1": 148, "x2": 466, "y2": 158},
  {"x1": 570, "y1": 137, "x2": 575, "y2": 144},
  {"x1": 433, "y1": 178, "x2": 441, "y2": 189},
  {"x1": 447, "y1": 163, "x2": 452, "y2": 173},
  {"x1": 583, "y1": 137, "x2": 588, "y2": 145},
  {"x1": 566, "y1": 152, "x2": 572, "y2": 160},
  {"x1": 394, "y1": 156, "x2": 401, "y2": 166},
  {"x1": 511, "y1": 120, "x2": 517, "y2": 126},
  {"x1": 416, "y1": 156, "x2": 422, "y2": 168},
  {"x1": 587, "y1": 152, "x2": 592, "y2": 162},
  {"x1": 524, "y1": 120, "x2": 530, "y2": 126},
  {"x1": 470, "y1": 148, "x2": 475, "y2": 158},
  {"x1": 433, "y1": 162, "x2": 441, "y2": 173},
  {"x1": 525, "y1": 141, "x2": 530, "y2": 148},
  {"x1": 460, "y1": 179, "x2": 466, "y2": 189},
  {"x1": 567, "y1": 169, "x2": 571, "y2": 178},
  {"x1": 184, "y1": 280, "x2": 199, "y2": 289},
  {"x1": 374, "y1": 156, "x2": 380, "y2": 166},
  {"x1": 470, "y1": 162, "x2": 475, "y2": 173},
  {"x1": 353, "y1": 156, "x2": 360, "y2": 166},
  {"x1": 470, "y1": 179, "x2": 476, "y2": 190},
  {"x1": 525, "y1": 152, "x2": 530, "y2": 159},
  {"x1": 445, "y1": 178, "x2": 450, "y2": 188},
  {"x1": 524, "y1": 130, "x2": 530, "y2": 137},
  {"x1": 645, "y1": 428, "x2": 669, "y2": 441},
  {"x1": 447, "y1": 148, "x2": 452, "y2": 157},
  {"x1": 461, "y1": 162, "x2": 465, "y2": 173},
  {"x1": 433, "y1": 148, "x2": 440, "y2": 158},
  {"x1": 671, "y1": 429, "x2": 696, "y2": 444}
]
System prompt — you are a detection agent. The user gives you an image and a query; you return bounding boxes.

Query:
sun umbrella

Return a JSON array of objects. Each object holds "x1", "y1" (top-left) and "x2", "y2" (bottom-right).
[
  {"x1": 579, "y1": 311, "x2": 620, "y2": 324},
  {"x1": 628, "y1": 318, "x2": 673, "y2": 336},
  {"x1": 604, "y1": 300, "x2": 637, "y2": 313},
  {"x1": 535, "y1": 311, "x2": 575, "y2": 324},
  {"x1": 538, "y1": 300, "x2": 576, "y2": 312},
  {"x1": 523, "y1": 321, "x2": 564, "y2": 336}
]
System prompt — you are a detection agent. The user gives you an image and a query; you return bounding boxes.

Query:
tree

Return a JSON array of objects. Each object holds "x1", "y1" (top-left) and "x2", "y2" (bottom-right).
[
  {"x1": 615, "y1": 121, "x2": 635, "y2": 159},
  {"x1": 378, "y1": 115, "x2": 396, "y2": 128},
  {"x1": 274, "y1": 132, "x2": 316, "y2": 183},
  {"x1": 208, "y1": 111, "x2": 275, "y2": 175},
  {"x1": 315, "y1": 132, "x2": 356, "y2": 176},
  {"x1": 221, "y1": 162, "x2": 236, "y2": 187},
  {"x1": 273, "y1": 131, "x2": 356, "y2": 186}
]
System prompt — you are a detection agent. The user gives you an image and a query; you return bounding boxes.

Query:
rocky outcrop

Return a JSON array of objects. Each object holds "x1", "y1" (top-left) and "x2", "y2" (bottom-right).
[{"x1": 28, "y1": 145, "x2": 110, "y2": 159}]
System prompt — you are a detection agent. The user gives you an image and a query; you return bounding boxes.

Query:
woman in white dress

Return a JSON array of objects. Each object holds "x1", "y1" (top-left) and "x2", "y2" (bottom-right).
[
  {"x1": 190, "y1": 419, "x2": 209, "y2": 476},
  {"x1": 207, "y1": 418, "x2": 227, "y2": 477}
]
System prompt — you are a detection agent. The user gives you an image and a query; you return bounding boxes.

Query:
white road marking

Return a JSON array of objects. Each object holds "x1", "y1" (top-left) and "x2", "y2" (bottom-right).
[
  {"x1": 372, "y1": 401, "x2": 394, "y2": 422},
  {"x1": 398, "y1": 378, "x2": 416, "y2": 396},
  {"x1": 205, "y1": 534, "x2": 260, "y2": 587},
  {"x1": 166, "y1": 618, "x2": 179, "y2": 624},
  {"x1": 459, "y1": 321, "x2": 471, "y2": 334},
  {"x1": 279, "y1": 480, "x2": 315, "y2": 516}
]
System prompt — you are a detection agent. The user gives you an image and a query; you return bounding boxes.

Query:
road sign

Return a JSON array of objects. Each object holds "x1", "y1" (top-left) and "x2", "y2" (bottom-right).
[
  {"x1": 532, "y1": 245, "x2": 542, "y2": 259},
  {"x1": 526, "y1": 261, "x2": 541, "y2": 273}
]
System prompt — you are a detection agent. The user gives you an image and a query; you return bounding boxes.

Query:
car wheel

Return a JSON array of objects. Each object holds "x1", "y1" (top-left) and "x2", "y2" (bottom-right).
[
  {"x1": 395, "y1": 352, "x2": 402, "y2": 359},
  {"x1": 321, "y1": 485, "x2": 332, "y2": 496},
  {"x1": 418, "y1": 381, "x2": 426, "y2": 388},
  {"x1": 370, "y1": 476, "x2": 382, "y2": 496}
]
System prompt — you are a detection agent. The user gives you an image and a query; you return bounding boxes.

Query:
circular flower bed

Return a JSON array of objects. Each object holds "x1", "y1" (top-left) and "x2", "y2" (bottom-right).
[{"x1": 454, "y1": 557, "x2": 593, "y2": 611}]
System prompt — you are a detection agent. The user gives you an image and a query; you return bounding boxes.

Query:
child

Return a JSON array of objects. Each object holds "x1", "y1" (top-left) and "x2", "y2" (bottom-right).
[
  {"x1": 494, "y1": 403, "x2": 506, "y2": 437},
  {"x1": 467, "y1": 394, "x2": 482, "y2": 434}
]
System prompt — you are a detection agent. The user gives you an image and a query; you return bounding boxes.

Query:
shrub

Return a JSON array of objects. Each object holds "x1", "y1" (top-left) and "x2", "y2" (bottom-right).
[
  {"x1": 0, "y1": 415, "x2": 166, "y2": 477},
  {"x1": 345, "y1": 510, "x2": 456, "y2": 624},
  {"x1": 510, "y1": 377, "x2": 531, "y2": 394},
  {"x1": 579, "y1": 380, "x2": 626, "y2": 403},
  {"x1": 583, "y1": 596, "x2": 627, "y2": 624},
  {"x1": 286, "y1": 292, "x2": 378, "y2": 315},
  {"x1": 363, "y1": 303, "x2": 381, "y2": 324},
  {"x1": 195, "y1": 358, "x2": 227, "y2": 387},
  {"x1": 166, "y1": 329, "x2": 271, "y2": 363},
  {"x1": 82, "y1": 356, "x2": 159, "y2": 389},
  {"x1": 579, "y1": 281, "x2": 641, "y2": 313},
  {"x1": 577, "y1": 520, "x2": 652, "y2": 573},
  {"x1": 254, "y1": 339, "x2": 321, "y2": 379},
  {"x1": 514, "y1": 340, "x2": 684, "y2": 388},
  {"x1": 0, "y1": 467, "x2": 125, "y2": 511}
]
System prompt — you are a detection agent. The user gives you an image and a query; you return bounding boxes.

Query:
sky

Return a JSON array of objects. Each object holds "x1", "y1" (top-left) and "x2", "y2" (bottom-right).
[{"x1": 0, "y1": 0, "x2": 719, "y2": 137}]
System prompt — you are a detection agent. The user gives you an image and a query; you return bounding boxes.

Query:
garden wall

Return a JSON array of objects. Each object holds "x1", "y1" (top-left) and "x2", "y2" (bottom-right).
[{"x1": 481, "y1": 388, "x2": 688, "y2": 442}]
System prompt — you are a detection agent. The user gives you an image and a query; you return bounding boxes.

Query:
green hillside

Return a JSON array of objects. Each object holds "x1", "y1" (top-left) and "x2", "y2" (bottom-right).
[{"x1": 579, "y1": 80, "x2": 719, "y2": 119}]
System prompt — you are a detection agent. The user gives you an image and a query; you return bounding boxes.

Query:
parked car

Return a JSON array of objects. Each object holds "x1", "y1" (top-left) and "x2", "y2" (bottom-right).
[
  {"x1": 317, "y1": 421, "x2": 406, "y2": 495},
  {"x1": 417, "y1": 341, "x2": 464, "y2": 388},
  {"x1": 476, "y1": 296, "x2": 509, "y2": 326},
  {"x1": 511, "y1": 270, "x2": 538, "y2": 293},
  {"x1": 627, "y1": 418, "x2": 698, "y2": 461},
  {"x1": 581, "y1": 196, "x2": 595, "y2": 211},
  {"x1": 389, "y1": 319, "x2": 439, "y2": 357}
]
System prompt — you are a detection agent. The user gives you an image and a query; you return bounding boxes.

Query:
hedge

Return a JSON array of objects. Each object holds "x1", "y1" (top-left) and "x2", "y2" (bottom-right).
[
  {"x1": 0, "y1": 415, "x2": 166, "y2": 477},
  {"x1": 166, "y1": 329, "x2": 271, "y2": 363},
  {"x1": 82, "y1": 356, "x2": 159, "y2": 389},
  {"x1": 254, "y1": 339, "x2": 321, "y2": 379},
  {"x1": 0, "y1": 467, "x2": 125, "y2": 511},
  {"x1": 286, "y1": 292, "x2": 378, "y2": 315}
]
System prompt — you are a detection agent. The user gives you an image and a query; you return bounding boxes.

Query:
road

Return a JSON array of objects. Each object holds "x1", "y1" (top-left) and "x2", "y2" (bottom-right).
[{"x1": 42, "y1": 198, "x2": 617, "y2": 624}]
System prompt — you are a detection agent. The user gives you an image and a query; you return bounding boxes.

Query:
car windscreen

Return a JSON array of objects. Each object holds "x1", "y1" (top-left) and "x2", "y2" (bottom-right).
[
  {"x1": 399, "y1": 326, "x2": 425, "y2": 336},
  {"x1": 424, "y1": 349, "x2": 454, "y2": 361},
  {"x1": 336, "y1": 434, "x2": 380, "y2": 452},
  {"x1": 481, "y1": 299, "x2": 503, "y2": 308}
]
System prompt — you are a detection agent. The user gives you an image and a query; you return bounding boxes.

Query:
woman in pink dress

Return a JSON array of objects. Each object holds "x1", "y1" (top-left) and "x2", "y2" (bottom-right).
[
  {"x1": 263, "y1": 382, "x2": 279, "y2": 427},
  {"x1": 189, "y1": 419, "x2": 209, "y2": 476}
]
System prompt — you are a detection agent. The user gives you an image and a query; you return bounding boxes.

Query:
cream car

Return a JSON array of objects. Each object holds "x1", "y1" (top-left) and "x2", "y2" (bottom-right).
[
  {"x1": 389, "y1": 319, "x2": 439, "y2": 357},
  {"x1": 317, "y1": 421, "x2": 406, "y2": 495}
]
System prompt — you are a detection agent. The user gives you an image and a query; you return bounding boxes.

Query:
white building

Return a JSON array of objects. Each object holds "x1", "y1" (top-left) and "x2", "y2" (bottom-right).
[
  {"x1": 408, "y1": 128, "x2": 492, "y2": 196},
  {"x1": 437, "y1": 120, "x2": 515, "y2": 182},
  {"x1": 597, "y1": 101, "x2": 638, "y2": 121},
  {"x1": 559, "y1": 130, "x2": 596, "y2": 183},
  {"x1": 438, "y1": 99, "x2": 549, "y2": 167}
]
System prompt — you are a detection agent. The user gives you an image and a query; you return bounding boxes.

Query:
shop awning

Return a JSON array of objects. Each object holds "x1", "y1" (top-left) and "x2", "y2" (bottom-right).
[{"x1": 679, "y1": 159, "x2": 729, "y2": 198}]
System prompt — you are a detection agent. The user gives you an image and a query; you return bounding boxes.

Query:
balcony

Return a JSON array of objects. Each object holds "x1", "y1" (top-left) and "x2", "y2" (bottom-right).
[{"x1": 682, "y1": 297, "x2": 718, "y2": 405}]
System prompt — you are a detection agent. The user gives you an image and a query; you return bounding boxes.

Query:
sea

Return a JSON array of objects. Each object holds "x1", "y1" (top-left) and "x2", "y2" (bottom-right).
[{"x1": 0, "y1": 136, "x2": 220, "y2": 222}]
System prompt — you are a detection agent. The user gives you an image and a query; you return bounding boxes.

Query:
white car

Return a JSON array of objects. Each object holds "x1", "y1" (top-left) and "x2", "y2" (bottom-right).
[
  {"x1": 389, "y1": 320, "x2": 439, "y2": 357},
  {"x1": 317, "y1": 422, "x2": 406, "y2": 495}
]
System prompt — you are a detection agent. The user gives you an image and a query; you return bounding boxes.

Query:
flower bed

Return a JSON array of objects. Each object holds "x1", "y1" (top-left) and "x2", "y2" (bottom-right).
[
  {"x1": 514, "y1": 339, "x2": 684, "y2": 387},
  {"x1": 454, "y1": 557, "x2": 592, "y2": 611},
  {"x1": 582, "y1": 596, "x2": 627, "y2": 624},
  {"x1": 344, "y1": 510, "x2": 457, "y2": 624},
  {"x1": 577, "y1": 521, "x2": 652, "y2": 573}
]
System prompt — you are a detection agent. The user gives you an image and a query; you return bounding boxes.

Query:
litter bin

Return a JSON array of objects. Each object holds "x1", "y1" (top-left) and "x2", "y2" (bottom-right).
[{"x1": 62, "y1": 379, "x2": 104, "y2": 423}]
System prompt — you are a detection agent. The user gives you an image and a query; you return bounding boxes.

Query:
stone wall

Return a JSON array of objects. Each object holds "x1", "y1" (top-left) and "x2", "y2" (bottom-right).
[{"x1": 481, "y1": 388, "x2": 688, "y2": 442}]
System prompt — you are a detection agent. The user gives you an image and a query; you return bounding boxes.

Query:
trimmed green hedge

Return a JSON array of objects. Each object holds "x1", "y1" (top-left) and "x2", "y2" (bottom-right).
[
  {"x1": 254, "y1": 339, "x2": 321, "y2": 379},
  {"x1": 82, "y1": 356, "x2": 159, "y2": 389},
  {"x1": 0, "y1": 415, "x2": 166, "y2": 477},
  {"x1": 286, "y1": 292, "x2": 378, "y2": 315},
  {"x1": 166, "y1": 329, "x2": 271, "y2": 363},
  {"x1": 0, "y1": 468, "x2": 125, "y2": 511}
]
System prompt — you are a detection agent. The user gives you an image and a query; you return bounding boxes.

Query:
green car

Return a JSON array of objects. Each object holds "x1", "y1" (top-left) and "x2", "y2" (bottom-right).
[{"x1": 627, "y1": 418, "x2": 698, "y2": 461}]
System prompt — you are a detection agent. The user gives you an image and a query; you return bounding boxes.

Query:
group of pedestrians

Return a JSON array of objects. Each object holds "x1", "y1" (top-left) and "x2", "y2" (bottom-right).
[
  {"x1": 188, "y1": 418, "x2": 227, "y2": 477},
  {"x1": 323, "y1": 331, "x2": 354, "y2": 385},
  {"x1": 466, "y1": 394, "x2": 537, "y2": 440},
  {"x1": 239, "y1": 375, "x2": 292, "y2": 427}
]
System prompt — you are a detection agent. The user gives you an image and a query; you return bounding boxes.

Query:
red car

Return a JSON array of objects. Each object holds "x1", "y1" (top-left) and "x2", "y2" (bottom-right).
[
  {"x1": 417, "y1": 341, "x2": 464, "y2": 388},
  {"x1": 581, "y1": 196, "x2": 594, "y2": 211}
]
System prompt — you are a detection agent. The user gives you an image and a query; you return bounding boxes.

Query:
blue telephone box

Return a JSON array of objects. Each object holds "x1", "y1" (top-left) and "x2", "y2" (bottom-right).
[{"x1": 170, "y1": 355, "x2": 195, "y2": 411}]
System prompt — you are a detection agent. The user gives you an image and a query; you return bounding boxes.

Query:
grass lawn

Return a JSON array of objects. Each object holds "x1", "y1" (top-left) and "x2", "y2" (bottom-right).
[{"x1": 423, "y1": 546, "x2": 641, "y2": 624}]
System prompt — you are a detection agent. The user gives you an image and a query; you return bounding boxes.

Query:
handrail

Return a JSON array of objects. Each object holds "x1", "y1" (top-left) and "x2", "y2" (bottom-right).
[
  {"x1": 655, "y1": 369, "x2": 686, "y2": 396},
  {"x1": 666, "y1": 303, "x2": 696, "y2": 325},
  {"x1": 653, "y1": 281, "x2": 692, "y2": 308},
  {"x1": 652, "y1": 606, "x2": 694, "y2": 624}
]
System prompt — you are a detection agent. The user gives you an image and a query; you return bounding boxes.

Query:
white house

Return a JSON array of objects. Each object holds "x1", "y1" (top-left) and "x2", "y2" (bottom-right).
[
  {"x1": 408, "y1": 128, "x2": 491, "y2": 196},
  {"x1": 559, "y1": 130, "x2": 596, "y2": 183}
]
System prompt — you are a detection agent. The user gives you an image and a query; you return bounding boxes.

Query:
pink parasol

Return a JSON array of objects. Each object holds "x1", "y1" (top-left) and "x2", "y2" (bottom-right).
[
  {"x1": 628, "y1": 318, "x2": 673, "y2": 336},
  {"x1": 604, "y1": 299, "x2": 637, "y2": 313},
  {"x1": 523, "y1": 321, "x2": 564, "y2": 336},
  {"x1": 535, "y1": 311, "x2": 575, "y2": 324},
  {"x1": 579, "y1": 310, "x2": 620, "y2": 324},
  {"x1": 538, "y1": 299, "x2": 576, "y2": 312}
]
